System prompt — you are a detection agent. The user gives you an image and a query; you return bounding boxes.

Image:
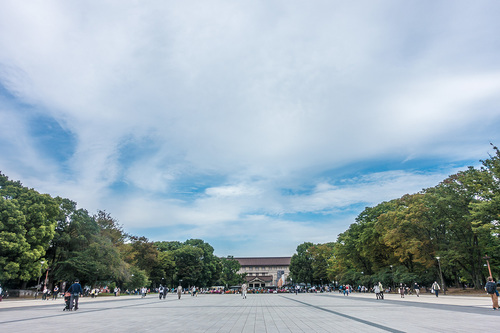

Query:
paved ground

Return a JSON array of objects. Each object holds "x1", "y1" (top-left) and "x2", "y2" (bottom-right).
[{"x1": 0, "y1": 292, "x2": 498, "y2": 332}]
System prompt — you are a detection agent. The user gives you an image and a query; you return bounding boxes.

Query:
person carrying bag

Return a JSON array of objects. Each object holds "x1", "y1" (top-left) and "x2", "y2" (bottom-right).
[{"x1": 485, "y1": 277, "x2": 499, "y2": 310}]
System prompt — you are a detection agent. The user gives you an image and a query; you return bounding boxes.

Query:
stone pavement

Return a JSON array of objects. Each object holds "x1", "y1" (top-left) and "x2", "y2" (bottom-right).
[{"x1": 0, "y1": 292, "x2": 498, "y2": 332}]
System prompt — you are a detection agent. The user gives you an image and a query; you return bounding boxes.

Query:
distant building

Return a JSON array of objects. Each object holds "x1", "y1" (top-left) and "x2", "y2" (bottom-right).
[{"x1": 235, "y1": 257, "x2": 291, "y2": 288}]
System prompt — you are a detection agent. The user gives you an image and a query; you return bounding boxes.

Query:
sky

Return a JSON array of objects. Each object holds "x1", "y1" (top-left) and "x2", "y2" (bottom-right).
[{"x1": 1, "y1": 1, "x2": 500, "y2": 257}]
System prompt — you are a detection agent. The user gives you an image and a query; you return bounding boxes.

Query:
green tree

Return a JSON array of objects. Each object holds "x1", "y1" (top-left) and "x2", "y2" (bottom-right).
[
  {"x1": 428, "y1": 168, "x2": 496, "y2": 288},
  {"x1": 377, "y1": 194, "x2": 435, "y2": 272},
  {"x1": 309, "y1": 244, "x2": 334, "y2": 285},
  {"x1": 219, "y1": 256, "x2": 245, "y2": 287},
  {"x1": 56, "y1": 237, "x2": 123, "y2": 285},
  {"x1": 123, "y1": 266, "x2": 149, "y2": 290},
  {"x1": 185, "y1": 239, "x2": 222, "y2": 287},
  {"x1": 127, "y1": 236, "x2": 159, "y2": 277},
  {"x1": 290, "y1": 242, "x2": 314, "y2": 285},
  {"x1": 0, "y1": 173, "x2": 58, "y2": 286},
  {"x1": 174, "y1": 245, "x2": 204, "y2": 287},
  {"x1": 470, "y1": 144, "x2": 500, "y2": 278}
]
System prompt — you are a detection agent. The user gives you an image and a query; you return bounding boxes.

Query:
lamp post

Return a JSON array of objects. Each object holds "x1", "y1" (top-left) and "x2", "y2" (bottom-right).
[
  {"x1": 436, "y1": 256, "x2": 446, "y2": 295},
  {"x1": 43, "y1": 267, "x2": 49, "y2": 293},
  {"x1": 36, "y1": 261, "x2": 44, "y2": 299},
  {"x1": 483, "y1": 255, "x2": 493, "y2": 277},
  {"x1": 389, "y1": 265, "x2": 393, "y2": 292}
]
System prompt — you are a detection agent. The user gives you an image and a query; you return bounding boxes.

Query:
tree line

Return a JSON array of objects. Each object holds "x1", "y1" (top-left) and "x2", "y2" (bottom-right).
[
  {"x1": 290, "y1": 145, "x2": 500, "y2": 289},
  {"x1": 0, "y1": 174, "x2": 245, "y2": 291}
]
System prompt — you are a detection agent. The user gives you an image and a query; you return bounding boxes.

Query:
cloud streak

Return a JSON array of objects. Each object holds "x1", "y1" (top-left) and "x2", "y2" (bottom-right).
[{"x1": 1, "y1": 0, "x2": 500, "y2": 256}]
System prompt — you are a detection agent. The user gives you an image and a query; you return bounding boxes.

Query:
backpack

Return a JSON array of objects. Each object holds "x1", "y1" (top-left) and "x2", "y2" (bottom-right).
[{"x1": 486, "y1": 282, "x2": 495, "y2": 294}]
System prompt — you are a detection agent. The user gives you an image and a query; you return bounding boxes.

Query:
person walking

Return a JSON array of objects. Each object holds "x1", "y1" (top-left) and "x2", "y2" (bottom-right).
[
  {"x1": 374, "y1": 283, "x2": 380, "y2": 299},
  {"x1": 159, "y1": 285, "x2": 164, "y2": 299},
  {"x1": 399, "y1": 283, "x2": 405, "y2": 298},
  {"x1": 432, "y1": 281, "x2": 440, "y2": 297},
  {"x1": 0, "y1": 283, "x2": 3, "y2": 302},
  {"x1": 177, "y1": 285, "x2": 182, "y2": 299},
  {"x1": 242, "y1": 283, "x2": 247, "y2": 299},
  {"x1": 42, "y1": 287, "x2": 48, "y2": 300},
  {"x1": 52, "y1": 285, "x2": 59, "y2": 300},
  {"x1": 378, "y1": 282, "x2": 384, "y2": 300},
  {"x1": 485, "y1": 277, "x2": 499, "y2": 310},
  {"x1": 413, "y1": 282, "x2": 420, "y2": 297},
  {"x1": 66, "y1": 279, "x2": 83, "y2": 310}
]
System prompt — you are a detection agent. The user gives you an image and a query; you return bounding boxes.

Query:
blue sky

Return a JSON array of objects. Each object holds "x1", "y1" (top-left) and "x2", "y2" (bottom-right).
[{"x1": 1, "y1": 1, "x2": 500, "y2": 257}]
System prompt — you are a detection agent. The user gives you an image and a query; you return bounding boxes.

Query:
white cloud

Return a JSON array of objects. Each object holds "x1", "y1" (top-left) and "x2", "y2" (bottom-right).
[{"x1": 1, "y1": 1, "x2": 500, "y2": 255}]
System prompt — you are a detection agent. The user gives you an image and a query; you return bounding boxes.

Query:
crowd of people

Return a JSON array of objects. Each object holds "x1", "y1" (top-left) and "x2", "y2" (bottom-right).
[{"x1": 2, "y1": 275, "x2": 497, "y2": 312}]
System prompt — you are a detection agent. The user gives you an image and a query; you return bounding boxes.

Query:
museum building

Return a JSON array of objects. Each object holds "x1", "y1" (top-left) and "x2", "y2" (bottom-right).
[{"x1": 234, "y1": 257, "x2": 292, "y2": 288}]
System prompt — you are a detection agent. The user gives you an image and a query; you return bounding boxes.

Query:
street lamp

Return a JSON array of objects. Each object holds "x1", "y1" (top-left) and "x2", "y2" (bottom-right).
[
  {"x1": 43, "y1": 266, "x2": 50, "y2": 293},
  {"x1": 389, "y1": 265, "x2": 393, "y2": 292},
  {"x1": 36, "y1": 261, "x2": 45, "y2": 299},
  {"x1": 436, "y1": 256, "x2": 446, "y2": 295},
  {"x1": 483, "y1": 255, "x2": 493, "y2": 277}
]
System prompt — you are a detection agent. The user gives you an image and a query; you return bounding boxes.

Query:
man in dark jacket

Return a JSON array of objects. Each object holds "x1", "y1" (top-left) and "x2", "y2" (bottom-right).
[
  {"x1": 485, "y1": 277, "x2": 499, "y2": 310},
  {"x1": 67, "y1": 279, "x2": 83, "y2": 310}
]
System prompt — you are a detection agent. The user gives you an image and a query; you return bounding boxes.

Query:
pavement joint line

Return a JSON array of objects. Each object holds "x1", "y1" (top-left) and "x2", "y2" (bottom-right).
[
  {"x1": 281, "y1": 295, "x2": 405, "y2": 333},
  {"x1": 0, "y1": 298, "x2": 173, "y2": 325},
  {"x1": 315, "y1": 293, "x2": 499, "y2": 316}
]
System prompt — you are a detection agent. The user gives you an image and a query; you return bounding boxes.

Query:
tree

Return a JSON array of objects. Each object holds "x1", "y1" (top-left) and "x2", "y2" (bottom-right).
[
  {"x1": 123, "y1": 266, "x2": 149, "y2": 291},
  {"x1": 289, "y1": 242, "x2": 314, "y2": 285},
  {"x1": 470, "y1": 144, "x2": 500, "y2": 278},
  {"x1": 47, "y1": 203, "x2": 98, "y2": 285},
  {"x1": 0, "y1": 198, "x2": 29, "y2": 281},
  {"x1": 94, "y1": 210, "x2": 128, "y2": 246},
  {"x1": 185, "y1": 239, "x2": 222, "y2": 287},
  {"x1": 219, "y1": 256, "x2": 245, "y2": 287},
  {"x1": 309, "y1": 243, "x2": 334, "y2": 285},
  {"x1": 174, "y1": 245, "x2": 204, "y2": 287},
  {"x1": 127, "y1": 236, "x2": 159, "y2": 277},
  {"x1": 0, "y1": 173, "x2": 58, "y2": 286},
  {"x1": 56, "y1": 237, "x2": 124, "y2": 286},
  {"x1": 377, "y1": 194, "x2": 435, "y2": 272},
  {"x1": 429, "y1": 168, "x2": 497, "y2": 288}
]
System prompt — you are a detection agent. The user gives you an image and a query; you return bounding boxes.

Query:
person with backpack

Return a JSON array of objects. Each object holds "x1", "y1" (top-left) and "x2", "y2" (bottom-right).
[
  {"x1": 485, "y1": 277, "x2": 499, "y2": 310},
  {"x1": 431, "y1": 281, "x2": 440, "y2": 297}
]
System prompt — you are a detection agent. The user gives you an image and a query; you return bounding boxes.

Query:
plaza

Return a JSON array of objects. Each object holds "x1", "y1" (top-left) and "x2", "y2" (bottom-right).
[{"x1": 0, "y1": 292, "x2": 498, "y2": 332}]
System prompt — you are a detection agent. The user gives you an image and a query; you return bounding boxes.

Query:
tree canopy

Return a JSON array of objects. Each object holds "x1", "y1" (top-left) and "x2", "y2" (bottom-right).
[{"x1": 289, "y1": 145, "x2": 500, "y2": 289}]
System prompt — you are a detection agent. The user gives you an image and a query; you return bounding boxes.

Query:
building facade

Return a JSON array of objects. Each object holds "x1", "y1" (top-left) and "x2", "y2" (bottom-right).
[{"x1": 235, "y1": 257, "x2": 291, "y2": 288}]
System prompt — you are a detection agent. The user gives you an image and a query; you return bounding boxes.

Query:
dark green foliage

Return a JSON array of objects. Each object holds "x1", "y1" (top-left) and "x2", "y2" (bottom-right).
[
  {"x1": 218, "y1": 255, "x2": 245, "y2": 287},
  {"x1": 289, "y1": 242, "x2": 314, "y2": 285}
]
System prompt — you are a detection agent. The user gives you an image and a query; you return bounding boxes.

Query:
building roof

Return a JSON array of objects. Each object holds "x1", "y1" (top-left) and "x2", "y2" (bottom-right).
[{"x1": 235, "y1": 257, "x2": 291, "y2": 266}]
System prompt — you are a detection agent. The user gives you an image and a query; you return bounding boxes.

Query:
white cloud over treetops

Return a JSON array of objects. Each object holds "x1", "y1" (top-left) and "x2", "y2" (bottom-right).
[{"x1": 1, "y1": 0, "x2": 500, "y2": 256}]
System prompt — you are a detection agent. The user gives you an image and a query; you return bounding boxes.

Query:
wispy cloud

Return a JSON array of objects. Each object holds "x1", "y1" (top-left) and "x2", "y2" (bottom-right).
[{"x1": 1, "y1": 1, "x2": 499, "y2": 256}]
